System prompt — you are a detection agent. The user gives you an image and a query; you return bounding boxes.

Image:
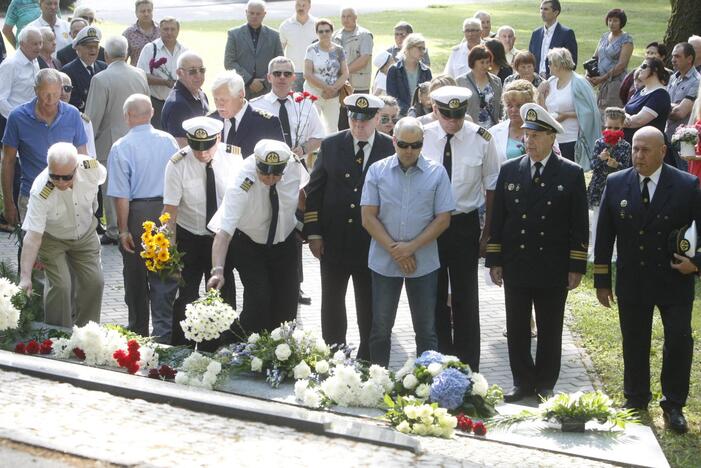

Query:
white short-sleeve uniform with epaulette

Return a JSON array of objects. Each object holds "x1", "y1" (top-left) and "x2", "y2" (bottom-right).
[
  {"x1": 422, "y1": 120, "x2": 501, "y2": 215},
  {"x1": 163, "y1": 143, "x2": 243, "y2": 236},
  {"x1": 209, "y1": 154, "x2": 309, "y2": 243},
  {"x1": 22, "y1": 157, "x2": 107, "y2": 239}
]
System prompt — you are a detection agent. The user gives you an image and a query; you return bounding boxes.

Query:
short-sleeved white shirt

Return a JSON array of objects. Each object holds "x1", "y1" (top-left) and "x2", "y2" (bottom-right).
[
  {"x1": 250, "y1": 91, "x2": 326, "y2": 148},
  {"x1": 136, "y1": 39, "x2": 186, "y2": 101},
  {"x1": 278, "y1": 15, "x2": 318, "y2": 72},
  {"x1": 27, "y1": 16, "x2": 71, "y2": 54}
]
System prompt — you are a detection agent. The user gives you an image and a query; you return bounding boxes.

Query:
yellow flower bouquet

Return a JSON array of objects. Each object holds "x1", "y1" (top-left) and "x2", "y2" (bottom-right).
[{"x1": 140, "y1": 213, "x2": 184, "y2": 281}]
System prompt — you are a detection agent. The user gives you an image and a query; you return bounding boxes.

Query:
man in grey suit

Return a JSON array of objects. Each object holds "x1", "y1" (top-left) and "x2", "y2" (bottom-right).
[
  {"x1": 85, "y1": 35, "x2": 149, "y2": 245},
  {"x1": 224, "y1": 0, "x2": 283, "y2": 99}
]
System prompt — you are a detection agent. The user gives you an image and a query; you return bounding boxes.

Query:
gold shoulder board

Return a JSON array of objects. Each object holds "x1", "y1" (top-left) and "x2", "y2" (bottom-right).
[
  {"x1": 477, "y1": 127, "x2": 492, "y2": 141},
  {"x1": 240, "y1": 177, "x2": 254, "y2": 192},
  {"x1": 82, "y1": 159, "x2": 98, "y2": 169},
  {"x1": 39, "y1": 181, "x2": 55, "y2": 200}
]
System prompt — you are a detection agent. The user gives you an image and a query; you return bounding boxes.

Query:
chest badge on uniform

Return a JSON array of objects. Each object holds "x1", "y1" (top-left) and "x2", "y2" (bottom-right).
[
  {"x1": 507, "y1": 183, "x2": 515, "y2": 191},
  {"x1": 620, "y1": 200, "x2": 627, "y2": 208},
  {"x1": 515, "y1": 184, "x2": 520, "y2": 191},
  {"x1": 557, "y1": 185, "x2": 563, "y2": 191}
]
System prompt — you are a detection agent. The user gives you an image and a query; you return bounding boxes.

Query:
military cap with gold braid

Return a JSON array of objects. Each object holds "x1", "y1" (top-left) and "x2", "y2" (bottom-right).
[
  {"x1": 430, "y1": 86, "x2": 472, "y2": 119},
  {"x1": 254, "y1": 139, "x2": 292, "y2": 176},
  {"x1": 519, "y1": 103, "x2": 565, "y2": 134},
  {"x1": 343, "y1": 93, "x2": 384, "y2": 121},
  {"x1": 73, "y1": 26, "x2": 102, "y2": 48},
  {"x1": 182, "y1": 116, "x2": 223, "y2": 151}
]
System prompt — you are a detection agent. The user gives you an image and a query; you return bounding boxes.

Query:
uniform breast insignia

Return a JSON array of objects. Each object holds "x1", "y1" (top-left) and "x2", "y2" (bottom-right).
[
  {"x1": 39, "y1": 181, "x2": 55, "y2": 199},
  {"x1": 477, "y1": 127, "x2": 492, "y2": 141},
  {"x1": 507, "y1": 183, "x2": 515, "y2": 191},
  {"x1": 170, "y1": 150, "x2": 187, "y2": 164},
  {"x1": 557, "y1": 185, "x2": 564, "y2": 191},
  {"x1": 82, "y1": 159, "x2": 98, "y2": 169},
  {"x1": 620, "y1": 200, "x2": 627, "y2": 207},
  {"x1": 80, "y1": 113, "x2": 90, "y2": 123},
  {"x1": 254, "y1": 109, "x2": 273, "y2": 119},
  {"x1": 515, "y1": 183, "x2": 520, "y2": 191},
  {"x1": 240, "y1": 177, "x2": 254, "y2": 192},
  {"x1": 226, "y1": 144, "x2": 242, "y2": 156}
]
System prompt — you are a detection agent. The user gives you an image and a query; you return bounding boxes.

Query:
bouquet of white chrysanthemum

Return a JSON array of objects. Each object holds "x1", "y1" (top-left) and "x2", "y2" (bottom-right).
[
  {"x1": 0, "y1": 277, "x2": 23, "y2": 332},
  {"x1": 174, "y1": 351, "x2": 223, "y2": 390},
  {"x1": 61, "y1": 321, "x2": 128, "y2": 366},
  {"x1": 180, "y1": 289, "x2": 239, "y2": 345},
  {"x1": 384, "y1": 395, "x2": 457, "y2": 438}
]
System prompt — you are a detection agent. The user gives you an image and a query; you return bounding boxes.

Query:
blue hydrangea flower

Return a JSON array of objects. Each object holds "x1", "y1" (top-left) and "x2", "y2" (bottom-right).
[
  {"x1": 429, "y1": 368, "x2": 469, "y2": 410},
  {"x1": 415, "y1": 350, "x2": 446, "y2": 367}
]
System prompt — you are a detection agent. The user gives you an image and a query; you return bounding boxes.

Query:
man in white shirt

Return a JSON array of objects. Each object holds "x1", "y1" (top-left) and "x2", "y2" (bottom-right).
[
  {"x1": 528, "y1": 0, "x2": 578, "y2": 77},
  {"x1": 27, "y1": 0, "x2": 71, "y2": 53},
  {"x1": 137, "y1": 17, "x2": 186, "y2": 130},
  {"x1": 0, "y1": 27, "x2": 41, "y2": 120},
  {"x1": 497, "y1": 26, "x2": 521, "y2": 65},
  {"x1": 279, "y1": 0, "x2": 317, "y2": 92}
]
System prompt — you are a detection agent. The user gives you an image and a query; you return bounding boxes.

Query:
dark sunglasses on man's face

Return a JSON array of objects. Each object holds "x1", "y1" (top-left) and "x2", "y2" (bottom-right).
[
  {"x1": 62, "y1": 85, "x2": 73, "y2": 93},
  {"x1": 272, "y1": 71, "x2": 294, "y2": 78},
  {"x1": 396, "y1": 140, "x2": 423, "y2": 149},
  {"x1": 49, "y1": 172, "x2": 75, "y2": 181},
  {"x1": 380, "y1": 115, "x2": 400, "y2": 125},
  {"x1": 183, "y1": 67, "x2": 206, "y2": 76}
]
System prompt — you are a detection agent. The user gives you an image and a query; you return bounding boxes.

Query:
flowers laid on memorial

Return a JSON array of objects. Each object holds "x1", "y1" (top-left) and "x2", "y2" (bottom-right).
[
  {"x1": 174, "y1": 352, "x2": 222, "y2": 390},
  {"x1": 140, "y1": 212, "x2": 184, "y2": 280},
  {"x1": 180, "y1": 289, "x2": 239, "y2": 345},
  {"x1": 393, "y1": 350, "x2": 501, "y2": 419},
  {"x1": 148, "y1": 364, "x2": 177, "y2": 381},
  {"x1": 489, "y1": 391, "x2": 639, "y2": 432},
  {"x1": 0, "y1": 277, "x2": 23, "y2": 331},
  {"x1": 456, "y1": 413, "x2": 487, "y2": 436},
  {"x1": 13, "y1": 338, "x2": 53, "y2": 355},
  {"x1": 383, "y1": 395, "x2": 458, "y2": 439},
  {"x1": 219, "y1": 320, "x2": 331, "y2": 388},
  {"x1": 113, "y1": 339, "x2": 142, "y2": 374}
]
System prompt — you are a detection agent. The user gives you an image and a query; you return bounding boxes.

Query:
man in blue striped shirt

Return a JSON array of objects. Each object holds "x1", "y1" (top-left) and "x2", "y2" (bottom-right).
[{"x1": 361, "y1": 117, "x2": 455, "y2": 366}]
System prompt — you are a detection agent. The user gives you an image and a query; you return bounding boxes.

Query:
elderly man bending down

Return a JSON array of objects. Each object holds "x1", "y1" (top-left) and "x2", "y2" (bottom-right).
[
  {"x1": 361, "y1": 117, "x2": 455, "y2": 367},
  {"x1": 19, "y1": 142, "x2": 106, "y2": 327}
]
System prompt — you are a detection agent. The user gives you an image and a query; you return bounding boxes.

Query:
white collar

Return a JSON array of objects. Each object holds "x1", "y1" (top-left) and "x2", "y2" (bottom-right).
[
  {"x1": 265, "y1": 91, "x2": 291, "y2": 104},
  {"x1": 234, "y1": 101, "x2": 249, "y2": 122},
  {"x1": 353, "y1": 131, "x2": 376, "y2": 149},
  {"x1": 639, "y1": 165, "x2": 662, "y2": 185},
  {"x1": 544, "y1": 21, "x2": 559, "y2": 33},
  {"x1": 530, "y1": 154, "x2": 551, "y2": 168}
]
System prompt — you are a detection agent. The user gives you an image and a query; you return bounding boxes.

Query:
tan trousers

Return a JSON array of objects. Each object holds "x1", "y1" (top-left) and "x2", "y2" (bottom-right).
[{"x1": 38, "y1": 221, "x2": 104, "y2": 327}]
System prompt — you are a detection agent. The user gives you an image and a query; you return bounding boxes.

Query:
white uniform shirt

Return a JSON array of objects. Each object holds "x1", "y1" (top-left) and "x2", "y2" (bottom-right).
[
  {"x1": 82, "y1": 114, "x2": 97, "y2": 159},
  {"x1": 250, "y1": 91, "x2": 326, "y2": 148},
  {"x1": 423, "y1": 120, "x2": 500, "y2": 214},
  {"x1": 163, "y1": 143, "x2": 243, "y2": 236},
  {"x1": 136, "y1": 38, "x2": 186, "y2": 101},
  {"x1": 209, "y1": 155, "x2": 309, "y2": 244},
  {"x1": 539, "y1": 21, "x2": 558, "y2": 74},
  {"x1": 27, "y1": 16, "x2": 71, "y2": 53},
  {"x1": 0, "y1": 50, "x2": 40, "y2": 118},
  {"x1": 278, "y1": 15, "x2": 318, "y2": 72},
  {"x1": 444, "y1": 42, "x2": 471, "y2": 79},
  {"x1": 22, "y1": 157, "x2": 106, "y2": 240}
]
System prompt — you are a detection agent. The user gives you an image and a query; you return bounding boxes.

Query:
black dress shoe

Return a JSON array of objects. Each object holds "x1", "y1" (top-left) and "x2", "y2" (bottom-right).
[
  {"x1": 100, "y1": 234, "x2": 118, "y2": 245},
  {"x1": 298, "y1": 290, "x2": 311, "y2": 305},
  {"x1": 536, "y1": 388, "x2": 554, "y2": 400},
  {"x1": 662, "y1": 407, "x2": 688, "y2": 434},
  {"x1": 504, "y1": 386, "x2": 535, "y2": 403},
  {"x1": 623, "y1": 400, "x2": 648, "y2": 411}
]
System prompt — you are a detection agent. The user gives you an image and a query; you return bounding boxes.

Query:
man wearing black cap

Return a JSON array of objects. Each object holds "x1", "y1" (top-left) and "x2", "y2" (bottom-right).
[
  {"x1": 304, "y1": 93, "x2": 394, "y2": 360},
  {"x1": 594, "y1": 126, "x2": 701, "y2": 434},
  {"x1": 486, "y1": 103, "x2": 588, "y2": 402},
  {"x1": 208, "y1": 139, "x2": 309, "y2": 334},
  {"x1": 423, "y1": 86, "x2": 501, "y2": 372},
  {"x1": 163, "y1": 116, "x2": 242, "y2": 348}
]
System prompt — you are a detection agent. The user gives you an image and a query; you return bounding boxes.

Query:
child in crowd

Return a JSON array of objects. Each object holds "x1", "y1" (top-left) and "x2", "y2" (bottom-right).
[
  {"x1": 372, "y1": 51, "x2": 395, "y2": 96},
  {"x1": 587, "y1": 107, "x2": 632, "y2": 259}
]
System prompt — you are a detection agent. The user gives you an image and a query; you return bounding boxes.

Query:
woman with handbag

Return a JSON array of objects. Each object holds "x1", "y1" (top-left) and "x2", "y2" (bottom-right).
[
  {"x1": 456, "y1": 45, "x2": 502, "y2": 129},
  {"x1": 303, "y1": 18, "x2": 349, "y2": 134},
  {"x1": 585, "y1": 9, "x2": 634, "y2": 114}
]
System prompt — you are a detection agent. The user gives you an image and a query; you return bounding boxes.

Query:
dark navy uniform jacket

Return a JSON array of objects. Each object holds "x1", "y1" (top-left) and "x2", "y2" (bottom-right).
[
  {"x1": 304, "y1": 130, "x2": 395, "y2": 266},
  {"x1": 594, "y1": 164, "x2": 701, "y2": 304},
  {"x1": 60, "y1": 58, "x2": 107, "y2": 112},
  {"x1": 486, "y1": 152, "x2": 589, "y2": 287},
  {"x1": 209, "y1": 105, "x2": 284, "y2": 159}
]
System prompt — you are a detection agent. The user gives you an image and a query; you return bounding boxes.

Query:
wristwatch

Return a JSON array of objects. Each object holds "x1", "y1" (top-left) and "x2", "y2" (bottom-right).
[{"x1": 210, "y1": 266, "x2": 224, "y2": 276}]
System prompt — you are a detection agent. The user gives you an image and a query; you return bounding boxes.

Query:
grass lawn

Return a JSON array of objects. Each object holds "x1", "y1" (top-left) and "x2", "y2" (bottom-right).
[{"x1": 15, "y1": 0, "x2": 700, "y2": 464}]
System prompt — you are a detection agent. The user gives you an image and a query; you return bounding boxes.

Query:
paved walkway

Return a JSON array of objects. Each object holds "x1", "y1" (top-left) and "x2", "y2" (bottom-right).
[{"x1": 0, "y1": 229, "x2": 596, "y2": 394}]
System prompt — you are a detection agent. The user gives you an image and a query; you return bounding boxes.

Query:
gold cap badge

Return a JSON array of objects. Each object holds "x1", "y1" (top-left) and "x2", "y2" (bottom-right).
[
  {"x1": 265, "y1": 152, "x2": 280, "y2": 164},
  {"x1": 194, "y1": 128, "x2": 208, "y2": 139},
  {"x1": 526, "y1": 109, "x2": 538, "y2": 122},
  {"x1": 448, "y1": 98, "x2": 461, "y2": 109},
  {"x1": 356, "y1": 97, "x2": 369, "y2": 109}
]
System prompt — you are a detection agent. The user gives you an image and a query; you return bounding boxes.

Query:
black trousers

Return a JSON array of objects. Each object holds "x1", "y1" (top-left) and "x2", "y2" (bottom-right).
[
  {"x1": 435, "y1": 211, "x2": 481, "y2": 371},
  {"x1": 232, "y1": 230, "x2": 299, "y2": 335},
  {"x1": 617, "y1": 298, "x2": 693, "y2": 409},
  {"x1": 320, "y1": 259, "x2": 372, "y2": 360},
  {"x1": 504, "y1": 283, "x2": 568, "y2": 390},
  {"x1": 171, "y1": 225, "x2": 237, "y2": 350}
]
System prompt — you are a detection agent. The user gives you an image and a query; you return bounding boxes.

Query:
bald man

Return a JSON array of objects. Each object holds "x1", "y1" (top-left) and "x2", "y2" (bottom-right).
[{"x1": 594, "y1": 126, "x2": 701, "y2": 434}]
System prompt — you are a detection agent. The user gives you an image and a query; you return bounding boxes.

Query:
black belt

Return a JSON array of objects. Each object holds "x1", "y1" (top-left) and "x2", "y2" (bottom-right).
[{"x1": 131, "y1": 197, "x2": 163, "y2": 202}]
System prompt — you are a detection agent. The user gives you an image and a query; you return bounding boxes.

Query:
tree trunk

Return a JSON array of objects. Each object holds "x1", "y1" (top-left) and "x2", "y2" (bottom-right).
[{"x1": 664, "y1": 0, "x2": 701, "y2": 54}]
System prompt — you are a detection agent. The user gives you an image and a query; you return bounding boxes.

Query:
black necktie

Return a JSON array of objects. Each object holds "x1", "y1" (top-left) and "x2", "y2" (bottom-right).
[
  {"x1": 356, "y1": 141, "x2": 367, "y2": 169},
  {"x1": 226, "y1": 117, "x2": 236, "y2": 145},
  {"x1": 267, "y1": 184, "x2": 279, "y2": 246},
  {"x1": 533, "y1": 161, "x2": 543, "y2": 185},
  {"x1": 642, "y1": 177, "x2": 651, "y2": 207},
  {"x1": 205, "y1": 160, "x2": 217, "y2": 225},
  {"x1": 443, "y1": 134, "x2": 453, "y2": 180},
  {"x1": 87, "y1": 65, "x2": 94, "y2": 76},
  {"x1": 278, "y1": 98, "x2": 293, "y2": 148}
]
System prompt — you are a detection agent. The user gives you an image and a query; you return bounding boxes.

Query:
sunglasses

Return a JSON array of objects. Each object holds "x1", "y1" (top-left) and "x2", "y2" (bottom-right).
[
  {"x1": 317, "y1": 29, "x2": 332, "y2": 34},
  {"x1": 380, "y1": 115, "x2": 400, "y2": 124},
  {"x1": 182, "y1": 67, "x2": 206, "y2": 75},
  {"x1": 396, "y1": 140, "x2": 423, "y2": 149},
  {"x1": 256, "y1": 162, "x2": 287, "y2": 176},
  {"x1": 272, "y1": 71, "x2": 294, "y2": 78},
  {"x1": 62, "y1": 85, "x2": 73, "y2": 93},
  {"x1": 49, "y1": 170, "x2": 76, "y2": 181}
]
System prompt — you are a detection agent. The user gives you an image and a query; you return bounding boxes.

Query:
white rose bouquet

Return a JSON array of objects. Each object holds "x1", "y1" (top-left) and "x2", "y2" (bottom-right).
[
  {"x1": 0, "y1": 277, "x2": 23, "y2": 332},
  {"x1": 384, "y1": 395, "x2": 457, "y2": 438}
]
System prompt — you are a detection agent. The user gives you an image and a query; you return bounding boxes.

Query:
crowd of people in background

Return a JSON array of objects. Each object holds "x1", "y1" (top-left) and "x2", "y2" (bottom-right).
[{"x1": 0, "y1": 0, "x2": 699, "y2": 435}]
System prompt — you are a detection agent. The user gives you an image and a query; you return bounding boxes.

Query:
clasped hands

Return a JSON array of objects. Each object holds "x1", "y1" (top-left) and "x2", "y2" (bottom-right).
[{"x1": 390, "y1": 241, "x2": 417, "y2": 275}]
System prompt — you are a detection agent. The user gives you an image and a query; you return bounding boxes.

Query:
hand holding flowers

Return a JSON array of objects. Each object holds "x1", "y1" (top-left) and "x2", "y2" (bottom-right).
[{"x1": 140, "y1": 212, "x2": 184, "y2": 281}]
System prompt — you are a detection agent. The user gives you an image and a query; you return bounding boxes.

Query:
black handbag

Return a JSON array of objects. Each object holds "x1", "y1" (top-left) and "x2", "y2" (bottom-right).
[{"x1": 583, "y1": 57, "x2": 600, "y2": 77}]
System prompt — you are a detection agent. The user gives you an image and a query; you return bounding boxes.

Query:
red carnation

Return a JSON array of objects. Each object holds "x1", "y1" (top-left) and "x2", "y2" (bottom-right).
[
  {"x1": 126, "y1": 362, "x2": 140, "y2": 374},
  {"x1": 456, "y1": 413, "x2": 474, "y2": 432},
  {"x1": 294, "y1": 95, "x2": 304, "y2": 103},
  {"x1": 39, "y1": 339, "x2": 53, "y2": 355},
  {"x1": 302, "y1": 91, "x2": 311, "y2": 98},
  {"x1": 73, "y1": 347, "x2": 86, "y2": 360},
  {"x1": 310, "y1": 95, "x2": 318, "y2": 102},
  {"x1": 14, "y1": 342, "x2": 26, "y2": 354},
  {"x1": 148, "y1": 368, "x2": 161, "y2": 379},
  {"x1": 159, "y1": 364, "x2": 177, "y2": 380},
  {"x1": 25, "y1": 339, "x2": 40, "y2": 354},
  {"x1": 602, "y1": 129, "x2": 624, "y2": 147},
  {"x1": 472, "y1": 421, "x2": 487, "y2": 436}
]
